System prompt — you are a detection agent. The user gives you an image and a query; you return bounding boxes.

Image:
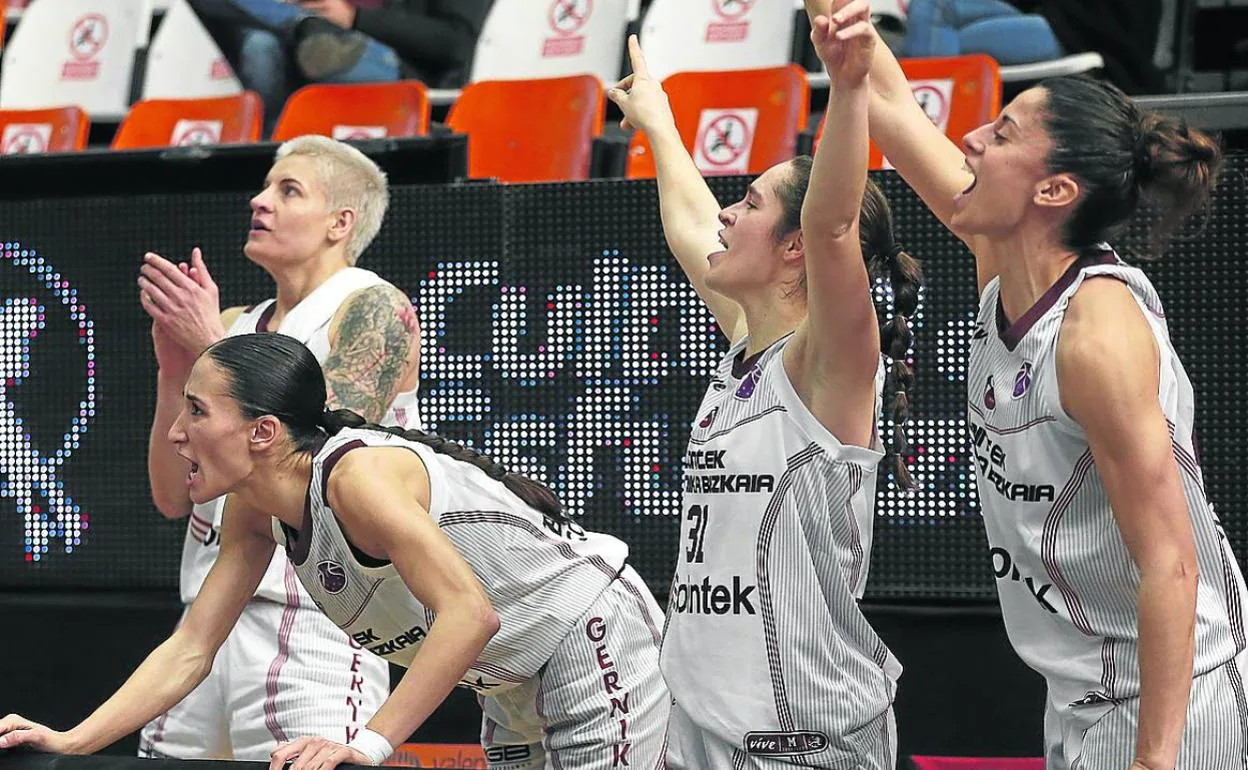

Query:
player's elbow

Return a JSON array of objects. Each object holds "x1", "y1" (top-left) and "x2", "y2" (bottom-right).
[
  {"x1": 800, "y1": 207, "x2": 857, "y2": 252},
  {"x1": 151, "y1": 490, "x2": 192, "y2": 520},
  {"x1": 457, "y1": 589, "x2": 501, "y2": 646},
  {"x1": 473, "y1": 598, "x2": 501, "y2": 643},
  {"x1": 1141, "y1": 547, "x2": 1200, "y2": 590}
]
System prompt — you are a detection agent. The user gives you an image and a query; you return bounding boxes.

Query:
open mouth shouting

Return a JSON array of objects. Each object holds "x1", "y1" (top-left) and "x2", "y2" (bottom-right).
[{"x1": 955, "y1": 163, "x2": 978, "y2": 204}]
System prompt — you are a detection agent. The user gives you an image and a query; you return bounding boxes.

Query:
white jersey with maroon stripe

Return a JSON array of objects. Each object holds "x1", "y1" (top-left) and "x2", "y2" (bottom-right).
[
  {"x1": 660, "y1": 335, "x2": 900, "y2": 766},
  {"x1": 179, "y1": 266, "x2": 422, "y2": 605},
  {"x1": 280, "y1": 427, "x2": 630, "y2": 687},
  {"x1": 967, "y1": 249, "x2": 1248, "y2": 718}
]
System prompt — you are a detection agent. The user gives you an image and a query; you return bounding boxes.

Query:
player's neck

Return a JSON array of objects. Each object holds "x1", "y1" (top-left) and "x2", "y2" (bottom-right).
[
  {"x1": 269, "y1": 255, "x2": 351, "y2": 325},
  {"x1": 990, "y1": 225, "x2": 1079, "y2": 325},
  {"x1": 740, "y1": 294, "x2": 805, "y2": 358},
  {"x1": 235, "y1": 453, "x2": 315, "y2": 530}
]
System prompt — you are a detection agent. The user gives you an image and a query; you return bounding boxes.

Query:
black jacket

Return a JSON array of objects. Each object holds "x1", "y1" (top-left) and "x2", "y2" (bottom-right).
[{"x1": 352, "y1": 0, "x2": 492, "y2": 87}]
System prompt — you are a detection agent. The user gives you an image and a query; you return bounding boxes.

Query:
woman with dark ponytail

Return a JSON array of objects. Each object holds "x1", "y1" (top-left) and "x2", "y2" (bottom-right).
[
  {"x1": 0, "y1": 332, "x2": 668, "y2": 770},
  {"x1": 855, "y1": 0, "x2": 1247, "y2": 767},
  {"x1": 607, "y1": 1, "x2": 922, "y2": 766}
]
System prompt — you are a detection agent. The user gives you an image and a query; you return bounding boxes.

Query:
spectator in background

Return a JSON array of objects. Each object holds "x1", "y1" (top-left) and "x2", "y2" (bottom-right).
[
  {"x1": 900, "y1": 0, "x2": 1163, "y2": 94},
  {"x1": 191, "y1": 0, "x2": 491, "y2": 135}
]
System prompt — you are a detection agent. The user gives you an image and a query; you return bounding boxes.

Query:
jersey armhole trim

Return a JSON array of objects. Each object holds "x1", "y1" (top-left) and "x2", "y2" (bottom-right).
[{"x1": 767, "y1": 344, "x2": 884, "y2": 468}]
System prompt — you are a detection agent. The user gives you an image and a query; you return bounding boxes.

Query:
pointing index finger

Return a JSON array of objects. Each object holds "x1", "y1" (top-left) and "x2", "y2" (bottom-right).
[{"x1": 627, "y1": 34, "x2": 650, "y2": 79}]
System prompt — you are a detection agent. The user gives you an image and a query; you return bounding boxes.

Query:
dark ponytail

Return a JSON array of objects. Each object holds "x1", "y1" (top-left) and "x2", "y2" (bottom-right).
[
  {"x1": 205, "y1": 333, "x2": 566, "y2": 519},
  {"x1": 1134, "y1": 111, "x2": 1223, "y2": 252},
  {"x1": 1041, "y1": 74, "x2": 1223, "y2": 257},
  {"x1": 320, "y1": 408, "x2": 565, "y2": 519},
  {"x1": 860, "y1": 181, "x2": 923, "y2": 490}
]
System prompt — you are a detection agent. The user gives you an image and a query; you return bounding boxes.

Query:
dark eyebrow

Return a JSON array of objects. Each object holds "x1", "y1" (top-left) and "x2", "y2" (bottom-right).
[
  {"x1": 184, "y1": 392, "x2": 203, "y2": 406},
  {"x1": 999, "y1": 114, "x2": 1021, "y2": 132},
  {"x1": 746, "y1": 183, "x2": 762, "y2": 201}
]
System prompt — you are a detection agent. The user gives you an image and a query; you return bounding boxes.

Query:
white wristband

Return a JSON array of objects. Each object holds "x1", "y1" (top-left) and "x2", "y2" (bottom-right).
[{"x1": 347, "y1": 728, "x2": 394, "y2": 766}]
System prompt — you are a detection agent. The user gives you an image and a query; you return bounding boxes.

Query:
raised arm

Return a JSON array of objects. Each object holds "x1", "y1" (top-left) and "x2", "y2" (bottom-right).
[
  {"x1": 788, "y1": 0, "x2": 882, "y2": 447},
  {"x1": 269, "y1": 450, "x2": 499, "y2": 770},
  {"x1": 1058, "y1": 279, "x2": 1199, "y2": 770},
  {"x1": 607, "y1": 36, "x2": 746, "y2": 342},
  {"x1": 845, "y1": 0, "x2": 975, "y2": 227},
  {"x1": 323, "y1": 284, "x2": 421, "y2": 422},
  {"x1": 827, "y1": 1, "x2": 994, "y2": 287},
  {"x1": 0, "y1": 497, "x2": 273, "y2": 753},
  {"x1": 140, "y1": 249, "x2": 240, "y2": 519}
]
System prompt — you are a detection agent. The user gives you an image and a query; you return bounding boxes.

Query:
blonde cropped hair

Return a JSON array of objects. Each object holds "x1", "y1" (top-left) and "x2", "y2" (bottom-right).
[{"x1": 275, "y1": 135, "x2": 389, "y2": 265}]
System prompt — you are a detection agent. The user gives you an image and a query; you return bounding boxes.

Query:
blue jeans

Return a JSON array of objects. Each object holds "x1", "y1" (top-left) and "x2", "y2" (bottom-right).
[
  {"x1": 901, "y1": 0, "x2": 1064, "y2": 65},
  {"x1": 192, "y1": 0, "x2": 401, "y2": 135}
]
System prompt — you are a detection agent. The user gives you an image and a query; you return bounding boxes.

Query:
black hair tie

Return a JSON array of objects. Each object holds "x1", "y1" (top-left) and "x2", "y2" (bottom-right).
[{"x1": 887, "y1": 243, "x2": 905, "y2": 260}]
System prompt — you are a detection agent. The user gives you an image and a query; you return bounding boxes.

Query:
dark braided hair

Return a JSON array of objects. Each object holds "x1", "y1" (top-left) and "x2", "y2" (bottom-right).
[
  {"x1": 775, "y1": 156, "x2": 924, "y2": 488},
  {"x1": 319, "y1": 408, "x2": 563, "y2": 518},
  {"x1": 860, "y1": 184, "x2": 922, "y2": 490},
  {"x1": 203, "y1": 333, "x2": 565, "y2": 518}
]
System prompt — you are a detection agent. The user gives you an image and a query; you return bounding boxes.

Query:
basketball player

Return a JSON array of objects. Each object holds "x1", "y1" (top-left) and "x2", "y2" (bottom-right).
[
  {"x1": 607, "y1": 4, "x2": 922, "y2": 765},
  {"x1": 0, "y1": 332, "x2": 668, "y2": 770},
  {"x1": 845, "y1": 0, "x2": 1248, "y2": 766},
  {"x1": 134, "y1": 135, "x2": 420, "y2": 760}
]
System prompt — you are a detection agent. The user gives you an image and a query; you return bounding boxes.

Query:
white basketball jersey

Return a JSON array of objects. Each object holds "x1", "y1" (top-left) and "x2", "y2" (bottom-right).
[
  {"x1": 660, "y1": 336, "x2": 900, "y2": 760},
  {"x1": 277, "y1": 428, "x2": 630, "y2": 693},
  {"x1": 179, "y1": 267, "x2": 422, "y2": 605},
  {"x1": 968, "y1": 249, "x2": 1248, "y2": 714}
]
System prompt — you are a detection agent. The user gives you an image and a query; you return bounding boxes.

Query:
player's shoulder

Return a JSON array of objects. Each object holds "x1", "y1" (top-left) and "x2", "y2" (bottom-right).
[
  {"x1": 343, "y1": 280, "x2": 410, "y2": 308},
  {"x1": 325, "y1": 439, "x2": 425, "y2": 516},
  {"x1": 1063, "y1": 276, "x2": 1148, "y2": 345},
  {"x1": 1058, "y1": 277, "x2": 1157, "y2": 391},
  {"x1": 328, "y1": 282, "x2": 412, "y2": 326},
  {"x1": 220, "y1": 305, "x2": 249, "y2": 329}
]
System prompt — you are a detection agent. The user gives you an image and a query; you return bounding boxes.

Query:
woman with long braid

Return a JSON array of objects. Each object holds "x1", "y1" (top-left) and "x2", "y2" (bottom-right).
[
  {"x1": 606, "y1": 0, "x2": 923, "y2": 764},
  {"x1": 0, "y1": 332, "x2": 668, "y2": 770}
]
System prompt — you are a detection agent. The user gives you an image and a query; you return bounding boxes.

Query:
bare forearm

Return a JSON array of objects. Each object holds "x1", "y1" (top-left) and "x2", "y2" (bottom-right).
[
  {"x1": 650, "y1": 123, "x2": 724, "y2": 261},
  {"x1": 805, "y1": 81, "x2": 870, "y2": 237},
  {"x1": 1135, "y1": 563, "x2": 1198, "y2": 770},
  {"x1": 647, "y1": 123, "x2": 741, "y2": 336},
  {"x1": 867, "y1": 23, "x2": 916, "y2": 106},
  {"x1": 66, "y1": 633, "x2": 211, "y2": 754},
  {"x1": 365, "y1": 610, "x2": 498, "y2": 748},
  {"x1": 149, "y1": 371, "x2": 192, "y2": 518},
  {"x1": 651, "y1": 123, "x2": 721, "y2": 237}
]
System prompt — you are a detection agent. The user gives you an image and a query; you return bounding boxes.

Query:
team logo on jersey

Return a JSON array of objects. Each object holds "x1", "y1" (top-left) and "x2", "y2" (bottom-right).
[
  {"x1": 983, "y1": 375, "x2": 996, "y2": 410},
  {"x1": 316, "y1": 560, "x2": 348, "y2": 594},
  {"x1": 972, "y1": 321, "x2": 989, "y2": 341},
  {"x1": 698, "y1": 406, "x2": 719, "y2": 429},
  {"x1": 710, "y1": 377, "x2": 727, "y2": 392},
  {"x1": 734, "y1": 364, "x2": 762, "y2": 400},
  {"x1": 1012, "y1": 361, "x2": 1033, "y2": 399}
]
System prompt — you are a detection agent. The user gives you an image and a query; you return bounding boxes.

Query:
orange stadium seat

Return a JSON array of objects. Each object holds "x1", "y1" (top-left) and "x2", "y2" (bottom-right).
[
  {"x1": 815, "y1": 54, "x2": 1001, "y2": 170},
  {"x1": 0, "y1": 106, "x2": 89, "y2": 154},
  {"x1": 112, "y1": 93, "x2": 264, "y2": 149},
  {"x1": 447, "y1": 75, "x2": 604, "y2": 183},
  {"x1": 271, "y1": 81, "x2": 430, "y2": 142},
  {"x1": 627, "y1": 64, "x2": 809, "y2": 179}
]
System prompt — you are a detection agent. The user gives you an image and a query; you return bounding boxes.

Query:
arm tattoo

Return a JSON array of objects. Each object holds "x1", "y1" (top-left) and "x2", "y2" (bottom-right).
[{"x1": 324, "y1": 285, "x2": 416, "y2": 422}]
